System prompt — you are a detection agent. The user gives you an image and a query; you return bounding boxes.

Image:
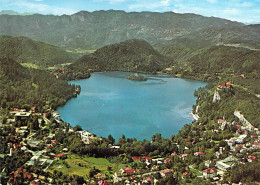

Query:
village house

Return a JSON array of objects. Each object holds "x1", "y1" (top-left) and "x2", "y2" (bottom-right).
[
  {"x1": 171, "y1": 152, "x2": 177, "y2": 157},
  {"x1": 98, "y1": 179, "x2": 109, "y2": 185},
  {"x1": 182, "y1": 172, "x2": 190, "y2": 179},
  {"x1": 14, "y1": 112, "x2": 32, "y2": 121},
  {"x1": 218, "y1": 82, "x2": 231, "y2": 89},
  {"x1": 216, "y1": 160, "x2": 231, "y2": 171},
  {"x1": 120, "y1": 167, "x2": 135, "y2": 176},
  {"x1": 205, "y1": 160, "x2": 212, "y2": 168},
  {"x1": 236, "y1": 134, "x2": 247, "y2": 144},
  {"x1": 164, "y1": 158, "x2": 172, "y2": 164},
  {"x1": 226, "y1": 138, "x2": 236, "y2": 149},
  {"x1": 252, "y1": 142, "x2": 260, "y2": 149},
  {"x1": 247, "y1": 155, "x2": 257, "y2": 162},
  {"x1": 52, "y1": 112, "x2": 60, "y2": 121},
  {"x1": 181, "y1": 154, "x2": 188, "y2": 160},
  {"x1": 109, "y1": 145, "x2": 120, "y2": 149},
  {"x1": 160, "y1": 169, "x2": 173, "y2": 177},
  {"x1": 27, "y1": 140, "x2": 41, "y2": 150},
  {"x1": 77, "y1": 130, "x2": 95, "y2": 144},
  {"x1": 151, "y1": 165, "x2": 159, "y2": 171},
  {"x1": 152, "y1": 158, "x2": 164, "y2": 165},
  {"x1": 94, "y1": 173, "x2": 106, "y2": 180},
  {"x1": 203, "y1": 168, "x2": 217, "y2": 179},
  {"x1": 54, "y1": 153, "x2": 66, "y2": 160},
  {"x1": 194, "y1": 152, "x2": 205, "y2": 156},
  {"x1": 218, "y1": 119, "x2": 223, "y2": 124}
]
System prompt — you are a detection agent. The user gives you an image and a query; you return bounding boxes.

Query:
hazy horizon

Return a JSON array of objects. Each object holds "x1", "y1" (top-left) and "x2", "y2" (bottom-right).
[{"x1": 0, "y1": 0, "x2": 259, "y2": 24}]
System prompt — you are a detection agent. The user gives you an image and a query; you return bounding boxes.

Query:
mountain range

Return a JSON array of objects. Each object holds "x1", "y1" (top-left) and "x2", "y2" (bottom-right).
[{"x1": 1, "y1": 10, "x2": 259, "y2": 50}]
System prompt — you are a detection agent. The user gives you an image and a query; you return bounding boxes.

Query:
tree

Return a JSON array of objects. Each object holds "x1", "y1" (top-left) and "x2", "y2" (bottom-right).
[
  {"x1": 108, "y1": 134, "x2": 115, "y2": 145},
  {"x1": 73, "y1": 125, "x2": 82, "y2": 131}
]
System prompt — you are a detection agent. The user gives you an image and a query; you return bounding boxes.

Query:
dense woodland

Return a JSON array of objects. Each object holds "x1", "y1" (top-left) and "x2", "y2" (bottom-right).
[
  {"x1": 0, "y1": 57, "x2": 79, "y2": 111},
  {"x1": 169, "y1": 46, "x2": 260, "y2": 79},
  {"x1": 0, "y1": 35, "x2": 78, "y2": 67}
]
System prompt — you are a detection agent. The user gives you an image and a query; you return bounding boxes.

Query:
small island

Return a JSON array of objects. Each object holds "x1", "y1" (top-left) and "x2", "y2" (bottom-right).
[{"x1": 126, "y1": 73, "x2": 147, "y2": 81}]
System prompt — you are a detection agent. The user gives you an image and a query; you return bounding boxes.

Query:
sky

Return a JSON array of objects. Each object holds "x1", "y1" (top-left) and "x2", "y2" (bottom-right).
[{"x1": 0, "y1": 0, "x2": 259, "y2": 24}]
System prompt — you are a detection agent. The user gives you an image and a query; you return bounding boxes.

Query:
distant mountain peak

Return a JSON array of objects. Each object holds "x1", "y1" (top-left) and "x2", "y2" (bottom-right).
[{"x1": 0, "y1": 10, "x2": 35, "y2": 16}]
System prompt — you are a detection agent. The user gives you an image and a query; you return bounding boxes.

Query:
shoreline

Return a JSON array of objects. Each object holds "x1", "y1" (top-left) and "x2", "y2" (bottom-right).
[
  {"x1": 57, "y1": 71, "x2": 206, "y2": 141},
  {"x1": 190, "y1": 112, "x2": 200, "y2": 121}
]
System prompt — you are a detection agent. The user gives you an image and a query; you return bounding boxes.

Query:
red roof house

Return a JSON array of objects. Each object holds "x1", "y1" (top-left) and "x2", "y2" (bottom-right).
[
  {"x1": 146, "y1": 177, "x2": 152, "y2": 182},
  {"x1": 46, "y1": 145, "x2": 53, "y2": 149},
  {"x1": 51, "y1": 140, "x2": 57, "y2": 146},
  {"x1": 218, "y1": 119, "x2": 223, "y2": 124},
  {"x1": 55, "y1": 153, "x2": 66, "y2": 159},
  {"x1": 226, "y1": 82, "x2": 231, "y2": 87},
  {"x1": 236, "y1": 125, "x2": 241, "y2": 129},
  {"x1": 248, "y1": 155, "x2": 257, "y2": 162},
  {"x1": 132, "y1": 156, "x2": 152, "y2": 161},
  {"x1": 182, "y1": 154, "x2": 188, "y2": 159},
  {"x1": 218, "y1": 82, "x2": 231, "y2": 89},
  {"x1": 132, "y1": 156, "x2": 141, "y2": 161},
  {"x1": 143, "y1": 156, "x2": 152, "y2": 161},
  {"x1": 98, "y1": 180, "x2": 109, "y2": 185},
  {"x1": 182, "y1": 172, "x2": 190, "y2": 177},
  {"x1": 203, "y1": 168, "x2": 217, "y2": 179},
  {"x1": 164, "y1": 158, "x2": 172, "y2": 164},
  {"x1": 124, "y1": 167, "x2": 134, "y2": 173},
  {"x1": 194, "y1": 152, "x2": 205, "y2": 156}
]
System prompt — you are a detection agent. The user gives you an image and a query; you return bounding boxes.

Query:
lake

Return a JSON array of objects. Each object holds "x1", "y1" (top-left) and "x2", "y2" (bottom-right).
[{"x1": 57, "y1": 71, "x2": 207, "y2": 141}]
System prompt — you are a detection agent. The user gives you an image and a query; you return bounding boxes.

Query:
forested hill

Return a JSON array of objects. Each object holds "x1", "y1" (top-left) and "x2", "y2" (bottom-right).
[
  {"x1": 0, "y1": 57, "x2": 79, "y2": 110},
  {"x1": 0, "y1": 35, "x2": 77, "y2": 67},
  {"x1": 166, "y1": 46, "x2": 260, "y2": 78},
  {"x1": 59, "y1": 39, "x2": 171, "y2": 80},
  {"x1": 0, "y1": 10, "x2": 245, "y2": 49}
]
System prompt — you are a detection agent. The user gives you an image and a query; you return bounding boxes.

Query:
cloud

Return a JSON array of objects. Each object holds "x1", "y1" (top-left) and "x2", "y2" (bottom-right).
[
  {"x1": 206, "y1": 0, "x2": 217, "y2": 3},
  {"x1": 161, "y1": 0, "x2": 170, "y2": 6},
  {"x1": 1, "y1": 0, "x2": 77, "y2": 15},
  {"x1": 93, "y1": 0, "x2": 128, "y2": 3},
  {"x1": 128, "y1": 0, "x2": 172, "y2": 11},
  {"x1": 222, "y1": 8, "x2": 240, "y2": 15},
  {"x1": 240, "y1": 2, "x2": 252, "y2": 7}
]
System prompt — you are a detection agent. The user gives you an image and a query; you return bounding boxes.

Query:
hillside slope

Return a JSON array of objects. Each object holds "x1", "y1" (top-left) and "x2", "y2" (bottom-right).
[
  {"x1": 0, "y1": 57, "x2": 78, "y2": 109},
  {"x1": 0, "y1": 35, "x2": 77, "y2": 67},
  {"x1": 184, "y1": 46, "x2": 260, "y2": 74},
  {"x1": 59, "y1": 39, "x2": 171, "y2": 80}
]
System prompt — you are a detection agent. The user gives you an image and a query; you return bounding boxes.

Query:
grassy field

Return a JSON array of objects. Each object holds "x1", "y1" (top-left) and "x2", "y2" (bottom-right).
[
  {"x1": 48, "y1": 154, "x2": 125, "y2": 179},
  {"x1": 213, "y1": 140, "x2": 220, "y2": 144},
  {"x1": 20, "y1": 63, "x2": 39, "y2": 69},
  {"x1": 66, "y1": 49, "x2": 96, "y2": 55}
]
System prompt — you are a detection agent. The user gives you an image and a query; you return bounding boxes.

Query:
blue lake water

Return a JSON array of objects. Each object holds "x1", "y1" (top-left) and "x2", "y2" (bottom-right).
[{"x1": 57, "y1": 71, "x2": 207, "y2": 141}]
